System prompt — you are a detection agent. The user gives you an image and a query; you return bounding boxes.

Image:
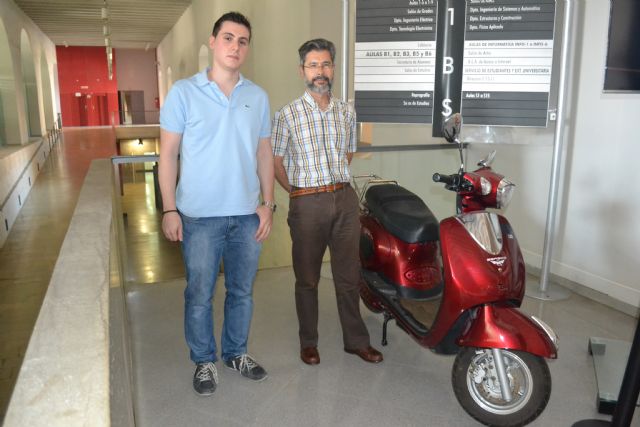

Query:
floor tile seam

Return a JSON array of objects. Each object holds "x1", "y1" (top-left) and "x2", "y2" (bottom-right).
[
  {"x1": 537, "y1": 297, "x2": 636, "y2": 321},
  {"x1": 566, "y1": 322, "x2": 635, "y2": 341},
  {"x1": 140, "y1": 403, "x2": 244, "y2": 427},
  {"x1": 243, "y1": 383, "x2": 337, "y2": 426},
  {"x1": 245, "y1": 377, "x2": 438, "y2": 423},
  {"x1": 269, "y1": 367, "x2": 439, "y2": 411},
  {"x1": 238, "y1": 372, "x2": 301, "y2": 426}
]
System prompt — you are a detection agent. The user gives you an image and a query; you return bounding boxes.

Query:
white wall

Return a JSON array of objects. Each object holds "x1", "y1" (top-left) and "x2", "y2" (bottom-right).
[
  {"x1": 0, "y1": 0, "x2": 59, "y2": 145},
  {"x1": 156, "y1": 0, "x2": 343, "y2": 269},
  {"x1": 157, "y1": 0, "x2": 639, "y2": 308},
  {"x1": 553, "y1": 0, "x2": 639, "y2": 305},
  {"x1": 467, "y1": 0, "x2": 640, "y2": 308},
  {"x1": 0, "y1": 0, "x2": 59, "y2": 247},
  {"x1": 115, "y1": 48, "x2": 160, "y2": 123},
  {"x1": 351, "y1": 0, "x2": 640, "y2": 310}
]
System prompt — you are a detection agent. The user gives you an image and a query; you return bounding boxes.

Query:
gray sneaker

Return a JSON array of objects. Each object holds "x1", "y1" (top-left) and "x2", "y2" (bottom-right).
[
  {"x1": 223, "y1": 354, "x2": 268, "y2": 381},
  {"x1": 193, "y1": 362, "x2": 218, "y2": 396}
]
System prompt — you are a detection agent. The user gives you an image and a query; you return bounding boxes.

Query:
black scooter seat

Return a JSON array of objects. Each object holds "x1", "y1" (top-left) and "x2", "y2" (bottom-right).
[{"x1": 365, "y1": 184, "x2": 439, "y2": 243}]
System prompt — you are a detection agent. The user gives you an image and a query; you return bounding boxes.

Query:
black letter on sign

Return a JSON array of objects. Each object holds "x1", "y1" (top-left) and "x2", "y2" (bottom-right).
[{"x1": 433, "y1": 0, "x2": 466, "y2": 137}]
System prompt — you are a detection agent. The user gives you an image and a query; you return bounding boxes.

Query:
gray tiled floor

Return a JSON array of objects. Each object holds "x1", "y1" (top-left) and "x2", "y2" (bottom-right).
[{"x1": 127, "y1": 267, "x2": 639, "y2": 427}]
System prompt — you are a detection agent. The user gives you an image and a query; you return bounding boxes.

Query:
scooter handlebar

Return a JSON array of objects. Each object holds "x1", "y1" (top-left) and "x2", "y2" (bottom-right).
[{"x1": 432, "y1": 173, "x2": 456, "y2": 185}]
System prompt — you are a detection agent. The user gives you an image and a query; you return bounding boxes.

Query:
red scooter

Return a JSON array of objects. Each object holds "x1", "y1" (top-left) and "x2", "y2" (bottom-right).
[{"x1": 354, "y1": 114, "x2": 558, "y2": 426}]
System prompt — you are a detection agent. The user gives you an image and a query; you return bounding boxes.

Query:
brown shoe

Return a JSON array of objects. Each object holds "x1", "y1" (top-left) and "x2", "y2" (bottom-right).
[
  {"x1": 300, "y1": 347, "x2": 320, "y2": 365},
  {"x1": 345, "y1": 346, "x2": 383, "y2": 363}
]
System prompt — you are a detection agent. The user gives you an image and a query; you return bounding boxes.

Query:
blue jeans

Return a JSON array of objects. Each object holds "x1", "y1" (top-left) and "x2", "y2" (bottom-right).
[{"x1": 181, "y1": 214, "x2": 261, "y2": 363}]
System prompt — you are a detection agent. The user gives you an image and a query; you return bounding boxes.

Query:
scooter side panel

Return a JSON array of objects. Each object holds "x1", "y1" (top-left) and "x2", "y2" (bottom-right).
[
  {"x1": 458, "y1": 305, "x2": 558, "y2": 358},
  {"x1": 360, "y1": 215, "x2": 442, "y2": 296},
  {"x1": 439, "y1": 215, "x2": 524, "y2": 307},
  {"x1": 427, "y1": 215, "x2": 525, "y2": 346}
]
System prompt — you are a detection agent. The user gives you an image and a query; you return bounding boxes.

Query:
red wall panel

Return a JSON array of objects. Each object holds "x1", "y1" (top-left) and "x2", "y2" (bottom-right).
[{"x1": 56, "y1": 46, "x2": 120, "y2": 127}]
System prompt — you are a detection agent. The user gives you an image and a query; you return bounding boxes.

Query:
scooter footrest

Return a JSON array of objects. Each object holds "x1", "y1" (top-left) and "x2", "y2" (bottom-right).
[
  {"x1": 393, "y1": 301, "x2": 429, "y2": 335},
  {"x1": 362, "y1": 269, "x2": 397, "y2": 296},
  {"x1": 362, "y1": 270, "x2": 429, "y2": 335}
]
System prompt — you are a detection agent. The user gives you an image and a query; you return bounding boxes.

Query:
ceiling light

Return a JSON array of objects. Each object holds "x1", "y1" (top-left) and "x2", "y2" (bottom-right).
[
  {"x1": 106, "y1": 46, "x2": 113, "y2": 80},
  {"x1": 102, "y1": 1, "x2": 113, "y2": 80}
]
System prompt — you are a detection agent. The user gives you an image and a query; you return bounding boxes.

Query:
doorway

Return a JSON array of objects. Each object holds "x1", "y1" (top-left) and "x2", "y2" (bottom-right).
[{"x1": 118, "y1": 91, "x2": 145, "y2": 125}]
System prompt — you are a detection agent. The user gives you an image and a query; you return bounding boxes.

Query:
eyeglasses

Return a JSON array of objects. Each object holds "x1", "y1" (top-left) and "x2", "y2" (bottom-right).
[{"x1": 303, "y1": 62, "x2": 334, "y2": 71}]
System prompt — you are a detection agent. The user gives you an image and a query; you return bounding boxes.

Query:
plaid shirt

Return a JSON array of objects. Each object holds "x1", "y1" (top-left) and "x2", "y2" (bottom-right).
[{"x1": 272, "y1": 91, "x2": 356, "y2": 188}]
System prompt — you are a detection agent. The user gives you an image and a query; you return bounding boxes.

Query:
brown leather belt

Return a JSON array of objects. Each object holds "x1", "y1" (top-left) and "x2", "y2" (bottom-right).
[{"x1": 289, "y1": 183, "x2": 348, "y2": 198}]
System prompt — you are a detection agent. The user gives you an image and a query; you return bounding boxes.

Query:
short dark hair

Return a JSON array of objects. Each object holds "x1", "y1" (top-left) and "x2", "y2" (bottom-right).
[
  {"x1": 212, "y1": 11, "x2": 252, "y2": 40},
  {"x1": 298, "y1": 38, "x2": 336, "y2": 65}
]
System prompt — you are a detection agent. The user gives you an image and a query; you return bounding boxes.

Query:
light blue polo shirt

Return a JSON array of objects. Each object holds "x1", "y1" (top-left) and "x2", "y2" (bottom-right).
[{"x1": 160, "y1": 69, "x2": 271, "y2": 217}]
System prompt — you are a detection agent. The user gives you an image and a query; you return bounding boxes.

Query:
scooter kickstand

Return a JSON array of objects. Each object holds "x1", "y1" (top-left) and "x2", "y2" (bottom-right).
[{"x1": 382, "y1": 312, "x2": 392, "y2": 346}]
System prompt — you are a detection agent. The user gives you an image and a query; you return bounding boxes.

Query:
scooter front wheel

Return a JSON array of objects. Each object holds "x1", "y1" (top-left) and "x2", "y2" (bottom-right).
[{"x1": 452, "y1": 347, "x2": 551, "y2": 426}]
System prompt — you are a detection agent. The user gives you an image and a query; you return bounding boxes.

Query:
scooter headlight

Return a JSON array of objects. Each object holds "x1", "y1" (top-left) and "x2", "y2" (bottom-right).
[
  {"x1": 496, "y1": 179, "x2": 515, "y2": 209},
  {"x1": 479, "y1": 176, "x2": 491, "y2": 196}
]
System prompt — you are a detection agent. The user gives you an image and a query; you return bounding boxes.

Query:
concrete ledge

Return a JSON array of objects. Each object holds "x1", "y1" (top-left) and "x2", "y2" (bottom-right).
[
  {"x1": 114, "y1": 124, "x2": 160, "y2": 141},
  {"x1": 4, "y1": 159, "x2": 113, "y2": 427}
]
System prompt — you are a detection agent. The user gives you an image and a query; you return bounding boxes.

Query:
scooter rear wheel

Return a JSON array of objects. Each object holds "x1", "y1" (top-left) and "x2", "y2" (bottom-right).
[{"x1": 452, "y1": 347, "x2": 551, "y2": 426}]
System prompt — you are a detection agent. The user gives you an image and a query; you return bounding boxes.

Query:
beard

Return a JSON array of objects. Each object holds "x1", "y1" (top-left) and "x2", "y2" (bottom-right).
[{"x1": 305, "y1": 76, "x2": 332, "y2": 94}]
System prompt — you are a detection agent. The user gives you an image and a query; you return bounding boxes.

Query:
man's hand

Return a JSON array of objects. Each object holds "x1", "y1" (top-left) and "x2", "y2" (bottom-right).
[
  {"x1": 255, "y1": 205, "x2": 273, "y2": 242},
  {"x1": 162, "y1": 212, "x2": 183, "y2": 241}
]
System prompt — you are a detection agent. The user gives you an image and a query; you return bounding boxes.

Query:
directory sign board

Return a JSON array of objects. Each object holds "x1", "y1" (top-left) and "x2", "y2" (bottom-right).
[
  {"x1": 355, "y1": 0, "x2": 556, "y2": 128},
  {"x1": 461, "y1": 0, "x2": 556, "y2": 126},
  {"x1": 354, "y1": 0, "x2": 438, "y2": 123}
]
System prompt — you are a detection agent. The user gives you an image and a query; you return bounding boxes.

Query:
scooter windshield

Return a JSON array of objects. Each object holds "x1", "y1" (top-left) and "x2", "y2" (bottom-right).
[{"x1": 456, "y1": 212, "x2": 503, "y2": 255}]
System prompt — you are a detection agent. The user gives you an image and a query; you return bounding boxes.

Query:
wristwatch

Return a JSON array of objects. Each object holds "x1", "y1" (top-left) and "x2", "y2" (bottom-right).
[{"x1": 262, "y1": 200, "x2": 277, "y2": 212}]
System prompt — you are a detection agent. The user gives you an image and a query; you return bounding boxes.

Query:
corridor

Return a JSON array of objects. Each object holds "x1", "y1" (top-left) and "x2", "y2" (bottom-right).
[{"x1": 1, "y1": 126, "x2": 637, "y2": 425}]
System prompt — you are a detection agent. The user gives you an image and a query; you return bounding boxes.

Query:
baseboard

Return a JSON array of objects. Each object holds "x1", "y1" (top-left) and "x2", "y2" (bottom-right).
[
  {"x1": 526, "y1": 264, "x2": 640, "y2": 318},
  {"x1": 0, "y1": 136, "x2": 55, "y2": 248}
]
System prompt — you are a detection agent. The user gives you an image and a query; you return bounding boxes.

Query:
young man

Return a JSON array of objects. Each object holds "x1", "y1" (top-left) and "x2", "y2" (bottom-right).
[
  {"x1": 159, "y1": 11, "x2": 275, "y2": 396},
  {"x1": 272, "y1": 38, "x2": 383, "y2": 366}
]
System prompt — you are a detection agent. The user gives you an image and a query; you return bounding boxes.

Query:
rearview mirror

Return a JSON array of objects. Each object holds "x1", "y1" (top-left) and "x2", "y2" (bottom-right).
[{"x1": 442, "y1": 113, "x2": 462, "y2": 143}]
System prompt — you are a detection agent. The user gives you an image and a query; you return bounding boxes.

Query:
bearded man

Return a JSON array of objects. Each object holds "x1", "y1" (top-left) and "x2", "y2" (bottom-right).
[{"x1": 271, "y1": 38, "x2": 383, "y2": 366}]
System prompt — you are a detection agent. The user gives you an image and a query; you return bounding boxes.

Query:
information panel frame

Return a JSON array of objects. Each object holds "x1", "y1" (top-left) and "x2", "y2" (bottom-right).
[
  {"x1": 354, "y1": 0, "x2": 558, "y2": 130},
  {"x1": 354, "y1": 0, "x2": 439, "y2": 124}
]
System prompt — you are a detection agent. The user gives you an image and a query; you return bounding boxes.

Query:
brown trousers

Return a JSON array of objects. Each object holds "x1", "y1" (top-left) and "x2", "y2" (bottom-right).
[{"x1": 287, "y1": 185, "x2": 371, "y2": 350}]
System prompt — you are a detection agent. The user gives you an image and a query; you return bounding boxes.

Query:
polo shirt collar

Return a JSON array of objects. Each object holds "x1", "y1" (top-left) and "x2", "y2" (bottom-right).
[
  {"x1": 194, "y1": 68, "x2": 246, "y2": 89},
  {"x1": 302, "y1": 90, "x2": 334, "y2": 111},
  {"x1": 194, "y1": 68, "x2": 210, "y2": 86}
]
